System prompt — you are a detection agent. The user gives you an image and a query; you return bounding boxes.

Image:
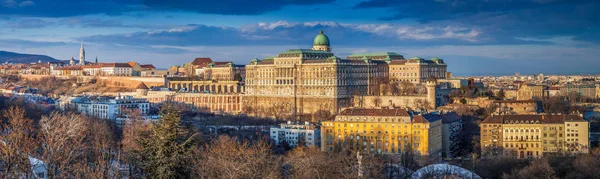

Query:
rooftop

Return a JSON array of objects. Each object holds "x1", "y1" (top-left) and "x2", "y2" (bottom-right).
[
  {"x1": 337, "y1": 108, "x2": 410, "y2": 117},
  {"x1": 482, "y1": 114, "x2": 585, "y2": 124}
]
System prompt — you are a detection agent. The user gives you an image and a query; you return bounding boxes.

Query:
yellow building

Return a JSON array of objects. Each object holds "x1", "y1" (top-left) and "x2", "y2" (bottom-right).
[
  {"x1": 517, "y1": 83, "x2": 545, "y2": 100},
  {"x1": 481, "y1": 114, "x2": 589, "y2": 159},
  {"x1": 321, "y1": 108, "x2": 442, "y2": 164}
]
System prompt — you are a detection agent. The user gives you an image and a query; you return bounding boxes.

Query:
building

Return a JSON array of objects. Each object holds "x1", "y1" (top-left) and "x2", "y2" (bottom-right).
[
  {"x1": 353, "y1": 80, "x2": 438, "y2": 110},
  {"x1": 194, "y1": 61, "x2": 246, "y2": 81},
  {"x1": 81, "y1": 63, "x2": 133, "y2": 76},
  {"x1": 244, "y1": 30, "x2": 389, "y2": 118},
  {"x1": 559, "y1": 84, "x2": 597, "y2": 99},
  {"x1": 347, "y1": 52, "x2": 404, "y2": 63},
  {"x1": 100, "y1": 63, "x2": 133, "y2": 76},
  {"x1": 437, "y1": 78, "x2": 468, "y2": 89},
  {"x1": 387, "y1": 56, "x2": 447, "y2": 84},
  {"x1": 139, "y1": 64, "x2": 157, "y2": 76},
  {"x1": 72, "y1": 95, "x2": 150, "y2": 120},
  {"x1": 547, "y1": 87, "x2": 560, "y2": 97},
  {"x1": 79, "y1": 40, "x2": 85, "y2": 65},
  {"x1": 440, "y1": 112, "x2": 462, "y2": 158},
  {"x1": 480, "y1": 114, "x2": 589, "y2": 159},
  {"x1": 51, "y1": 66, "x2": 83, "y2": 76},
  {"x1": 321, "y1": 108, "x2": 442, "y2": 164},
  {"x1": 270, "y1": 121, "x2": 320, "y2": 147},
  {"x1": 128, "y1": 62, "x2": 142, "y2": 76},
  {"x1": 517, "y1": 83, "x2": 546, "y2": 100},
  {"x1": 115, "y1": 115, "x2": 161, "y2": 126},
  {"x1": 494, "y1": 100, "x2": 539, "y2": 114},
  {"x1": 134, "y1": 82, "x2": 244, "y2": 114}
]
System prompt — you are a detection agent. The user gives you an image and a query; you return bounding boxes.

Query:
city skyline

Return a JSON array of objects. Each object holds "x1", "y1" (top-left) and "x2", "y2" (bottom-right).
[{"x1": 1, "y1": 0, "x2": 599, "y2": 75}]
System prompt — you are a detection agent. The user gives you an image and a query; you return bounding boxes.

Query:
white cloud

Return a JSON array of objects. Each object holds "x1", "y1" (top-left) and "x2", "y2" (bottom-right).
[{"x1": 18, "y1": 0, "x2": 34, "y2": 7}]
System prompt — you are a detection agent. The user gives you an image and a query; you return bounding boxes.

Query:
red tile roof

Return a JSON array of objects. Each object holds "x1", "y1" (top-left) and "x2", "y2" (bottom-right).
[
  {"x1": 493, "y1": 99, "x2": 537, "y2": 104},
  {"x1": 127, "y1": 62, "x2": 138, "y2": 67},
  {"x1": 548, "y1": 87, "x2": 560, "y2": 90},
  {"x1": 191, "y1": 57, "x2": 213, "y2": 67},
  {"x1": 482, "y1": 114, "x2": 584, "y2": 124},
  {"x1": 136, "y1": 82, "x2": 149, "y2": 90},
  {"x1": 412, "y1": 115, "x2": 429, "y2": 123},
  {"x1": 140, "y1": 64, "x2": 155, "y2": 69},
  {"x1": 100, "y1": 63, "x2": 132, "y2": 68},
  {"x1": 54, "y1": 66, "x2": 83, "y2": 70},
  {"x1": 338, "y1": 108, "x2": 410, "y2": 117}
]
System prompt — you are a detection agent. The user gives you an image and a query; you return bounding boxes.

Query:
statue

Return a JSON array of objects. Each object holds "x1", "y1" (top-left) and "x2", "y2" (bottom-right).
[{"x1": 357, "y1": 151, "x2": 363, "y2": 178}]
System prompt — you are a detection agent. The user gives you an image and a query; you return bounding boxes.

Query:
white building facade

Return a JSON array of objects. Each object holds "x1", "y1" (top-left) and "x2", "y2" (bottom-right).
[
  {"x1": 73, "y1": 95, "x2": 150, "y2": 120},
  {"x1": 270, "y1": 121, "x2": 320, "y2": 147}
]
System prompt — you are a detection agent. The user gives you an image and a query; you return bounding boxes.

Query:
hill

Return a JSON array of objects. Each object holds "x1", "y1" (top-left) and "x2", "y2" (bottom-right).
[{"x1": 0, "y1": 50, "x2": 61, "y2": 64}]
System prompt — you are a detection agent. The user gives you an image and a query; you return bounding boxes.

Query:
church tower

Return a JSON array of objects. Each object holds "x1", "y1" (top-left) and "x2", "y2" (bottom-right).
[
  {"x1": 312, "y1": 30, "x2": 331, "y2": 52},
  {"x1": 79, "y1": 40, "x2": 85, "y2": 65}
]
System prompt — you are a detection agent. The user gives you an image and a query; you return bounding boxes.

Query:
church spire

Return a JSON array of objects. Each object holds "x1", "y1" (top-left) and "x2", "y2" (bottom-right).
[
  {"x1": 79, "y1": 40, "x2": 85, "y2": 65},
  {"x1": 95, "y1": 56, "x2": 98, "y2": 64}
]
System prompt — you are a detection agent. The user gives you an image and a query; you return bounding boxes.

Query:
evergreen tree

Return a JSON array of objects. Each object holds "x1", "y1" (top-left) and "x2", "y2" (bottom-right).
[{"x1": 135, "y1": 102, "x2": 197, "y2": 179}]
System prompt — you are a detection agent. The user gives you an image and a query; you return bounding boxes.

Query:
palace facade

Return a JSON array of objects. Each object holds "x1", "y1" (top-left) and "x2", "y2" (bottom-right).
[
  {"x1": 388, "y1": 56, "x2": 447, "y2": 84},
  {"x1": 244, "y1": 31, "x2": 388, "y2": 117}
]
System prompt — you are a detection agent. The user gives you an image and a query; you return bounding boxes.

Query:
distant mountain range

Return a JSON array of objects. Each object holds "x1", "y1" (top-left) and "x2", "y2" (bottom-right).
[{"x1": 0, "y1": 50, "x2": 62, "y2": 64}]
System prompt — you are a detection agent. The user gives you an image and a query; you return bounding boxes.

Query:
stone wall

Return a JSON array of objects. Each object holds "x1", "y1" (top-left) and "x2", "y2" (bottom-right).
[{"x1": 19, "y1": 74, "x2": 165, "y2": 89}]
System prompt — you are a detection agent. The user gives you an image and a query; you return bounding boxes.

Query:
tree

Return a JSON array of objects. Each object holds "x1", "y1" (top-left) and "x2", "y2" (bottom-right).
[
  {"x1": 120, "y1": 117, "x2": 152, "y2": 178},
  {"x1": 0, "y1": 107, "x2": 37, "y2": 178},
  {"x1": 497, "y1": 89, "x2": 506, "y2": 100},
  {"x1": 372, "y1": 97, "x2": 382, "y2": 107},
  {"x1": 135, "y1": 103, "x2": 197, "y2": 179},
  {"x1": 193, "y1": 135, "x2": 281, "y2": 178},
  {"x1": 502, "y1": 159, "x2": 558, "y2": 179},
  {"x1": 38, "y1": 112, "x2": 87, "y2": 178},
  {"x1": 312, "y1": 109, "x2": 332, "y2": 123}
]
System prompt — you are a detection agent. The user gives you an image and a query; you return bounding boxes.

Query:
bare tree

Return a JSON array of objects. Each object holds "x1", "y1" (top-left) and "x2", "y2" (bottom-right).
[
  {"x1": 0, "y1": 107, "x2": 37, "y2": 178},
  {"x1": 193, "y1": 135, "x2": 281, "y2": 179},
  {"x1": 502, "y1": 159, "x2": 558, "y2": 179},
  {"x1": 38, "y1": 112, "x2": 87, "y2": 178}
]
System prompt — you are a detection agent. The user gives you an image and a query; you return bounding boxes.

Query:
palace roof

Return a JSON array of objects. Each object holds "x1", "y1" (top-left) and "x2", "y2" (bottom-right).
[
  {"x1": 347, "y1": 52, "x2": 405, "y2": 61},
  {"x1": 389, "y1": 60, "x2": 408, "y2": 65}
]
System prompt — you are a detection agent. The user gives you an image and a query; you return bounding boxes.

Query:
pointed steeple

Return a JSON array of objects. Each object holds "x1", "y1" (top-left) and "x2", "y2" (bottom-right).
[
  {"x1": 95, "y1": 57, "x2": 98, "y2": 64},
  {"x1": 79, "y1": 39, "x2": 85, "y2": 65}
]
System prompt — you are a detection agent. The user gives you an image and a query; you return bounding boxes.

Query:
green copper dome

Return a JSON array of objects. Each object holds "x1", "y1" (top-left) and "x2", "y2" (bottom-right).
[{"x1": 313, "y1": 30, "x2": 330, "y2": 46}]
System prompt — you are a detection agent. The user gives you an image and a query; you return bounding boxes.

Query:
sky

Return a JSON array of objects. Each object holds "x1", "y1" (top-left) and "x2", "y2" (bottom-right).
[{"x1": 0, "y1": 0, "x2": 599, "y2": 76}]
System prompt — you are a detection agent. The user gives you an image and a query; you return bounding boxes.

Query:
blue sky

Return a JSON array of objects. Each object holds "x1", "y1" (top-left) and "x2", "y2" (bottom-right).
[{"x1": 1, "y1": 0, "x2": 599, "y2": 75}]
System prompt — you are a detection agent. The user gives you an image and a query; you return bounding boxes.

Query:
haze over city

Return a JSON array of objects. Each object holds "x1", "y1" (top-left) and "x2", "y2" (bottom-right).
[{"x1": 1, "y1": 0, "x2": 599, "y2": 75}]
